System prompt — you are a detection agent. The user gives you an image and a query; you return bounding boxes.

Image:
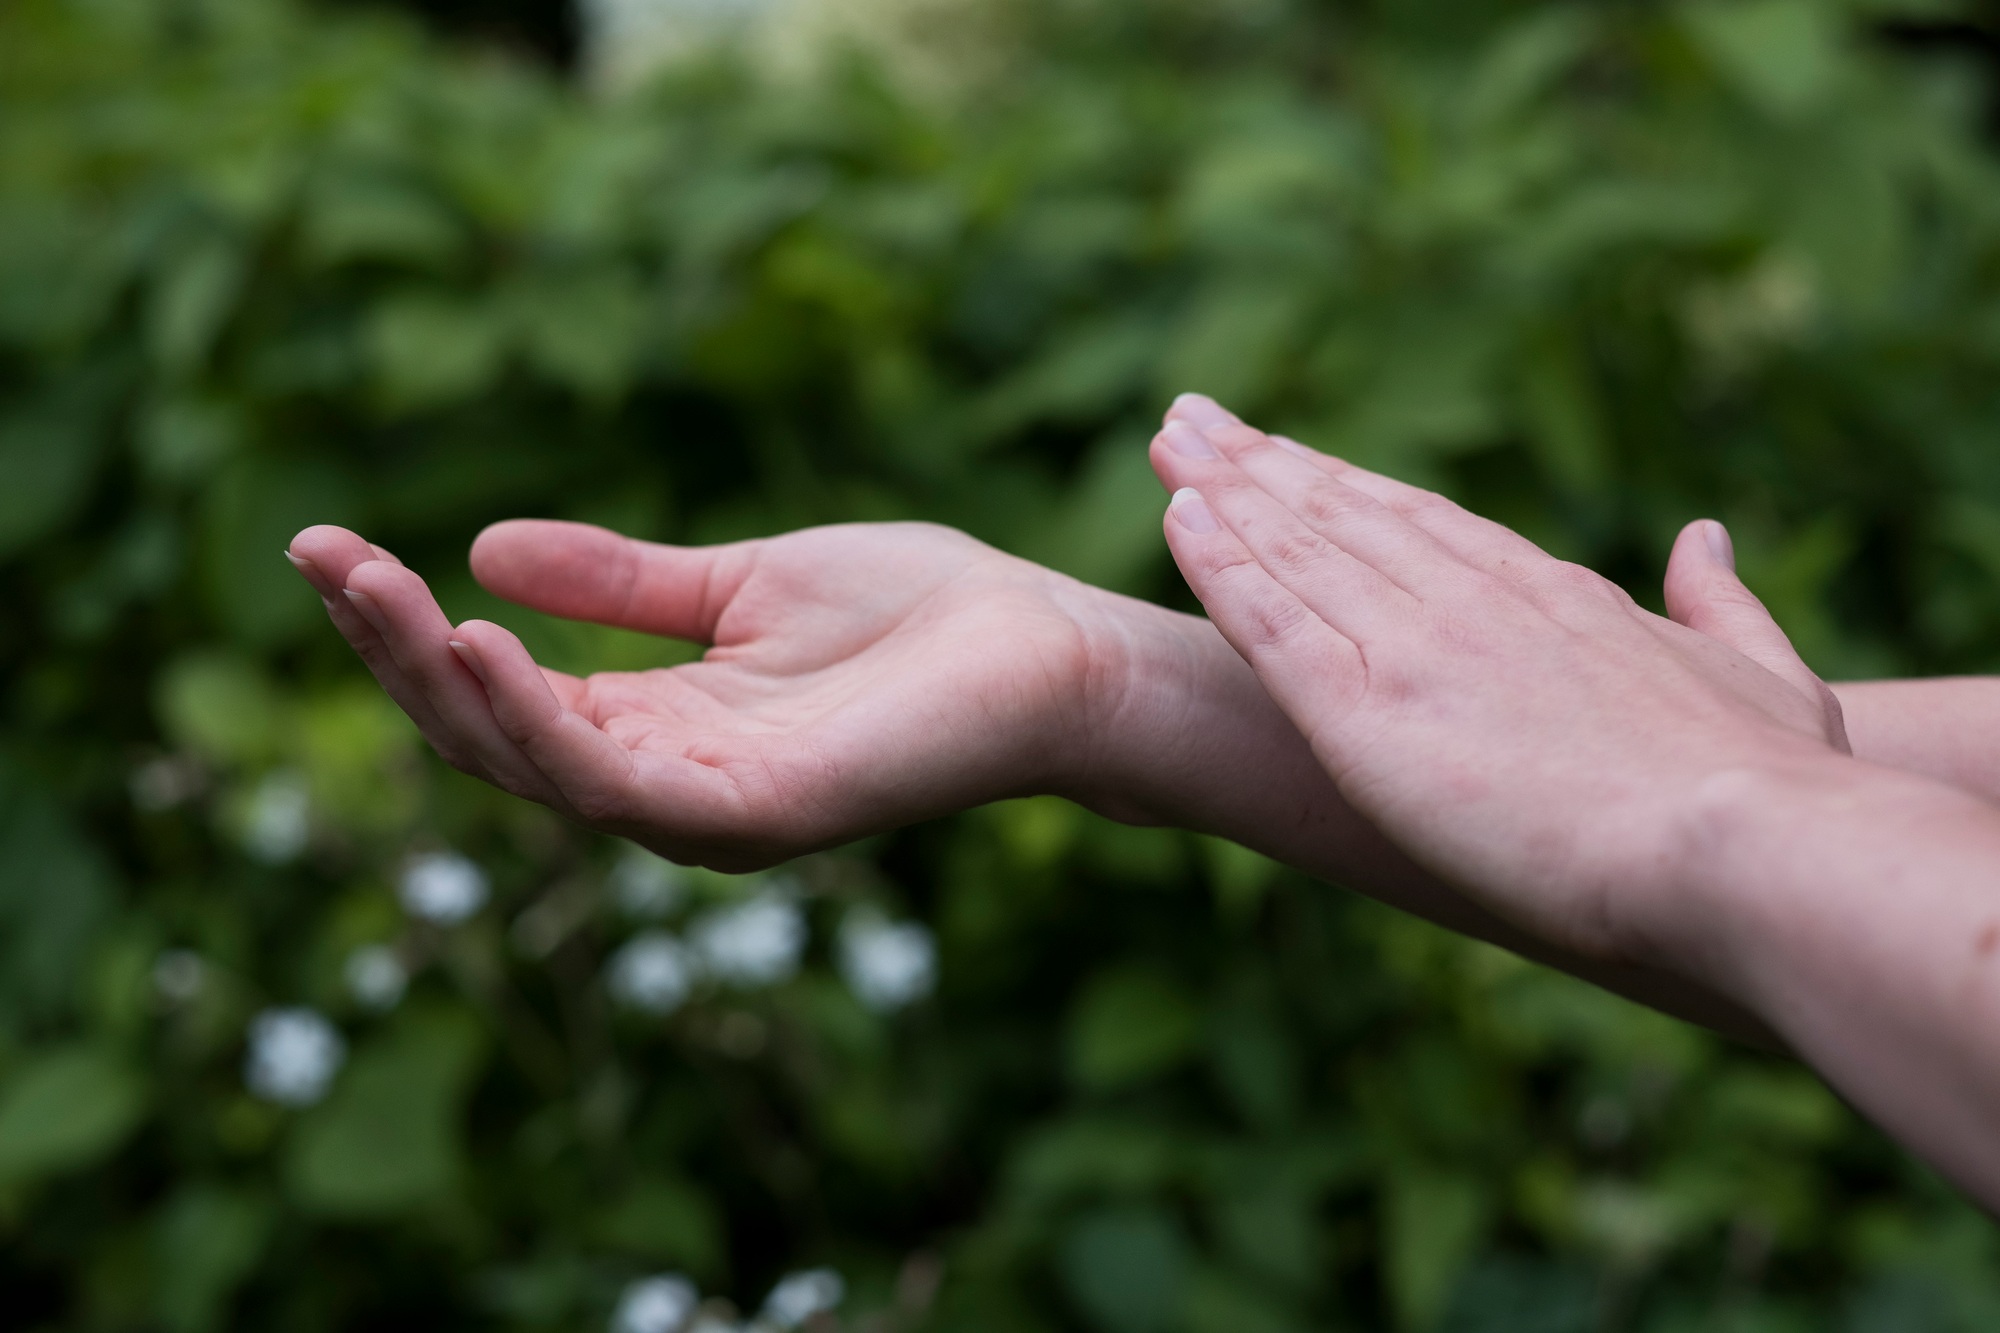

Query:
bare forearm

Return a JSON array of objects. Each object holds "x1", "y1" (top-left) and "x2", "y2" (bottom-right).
[
  {"x1": 1072, "y1": 597, "x2": 1777, "y2": 1044},
  {"x1": 1666, "y1": 758, "x2": 2000, "y2": 1207},
  {"x1": 1832, "y1": 678, "x2": 2000, "y2": 804}
]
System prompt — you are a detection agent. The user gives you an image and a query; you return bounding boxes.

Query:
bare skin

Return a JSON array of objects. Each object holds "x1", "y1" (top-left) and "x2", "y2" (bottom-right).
[
  {"x1": 1150, "y1": 394, "x2": 2000, "y2": 1211},
  {"x1": 286, "y1": 514, "x2": 1770, "y2": 1039}
]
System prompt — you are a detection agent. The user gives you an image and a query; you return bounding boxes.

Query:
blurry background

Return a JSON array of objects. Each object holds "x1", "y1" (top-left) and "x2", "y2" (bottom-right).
[{"x1": 7, "y1": 0, "x2": 2000, "y2": 1328}]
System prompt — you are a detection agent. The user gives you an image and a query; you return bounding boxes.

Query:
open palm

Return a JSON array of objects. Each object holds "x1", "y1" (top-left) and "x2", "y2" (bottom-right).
[{"x1": 287, "y1": 520, "x2": 1122, "y2": 867}]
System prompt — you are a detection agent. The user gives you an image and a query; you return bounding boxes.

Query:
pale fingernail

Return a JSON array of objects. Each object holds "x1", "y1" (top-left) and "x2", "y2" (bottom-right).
[
  {"x1": 1162, "y1": 420, "x2": 1219, "y2": 460},
  {"x1": 1703, "y1": 520, "x2": 1736, "y2": 572},
  {"x1": 448, "y1": 639, "x2": 489, "y2": 685},
  {"x1": 1170, "y1": 488, "x2": 1221, "y2": 534},
  {"x1": 344, "y1": 588, "x2": 389, "y2": 633},
  {"x1": 1171, "y1": 393, "x2": 1237, "y2": 431}
]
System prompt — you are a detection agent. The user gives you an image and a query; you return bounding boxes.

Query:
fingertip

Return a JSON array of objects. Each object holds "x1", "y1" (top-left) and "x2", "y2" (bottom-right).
[
  {"x1": 447, "y1": 639, "x2": 488, "y2": 686},
  {"x1": 1701, "y1": 519, "x2": 1736, "y2": 572},
  {"x1": 1168, "y1": 392, "x2": 1239, "y2": 431},
  {"x1": 368, "y1": 543, "x2": 404, "y2": 567},
  {"x1": 1169, "y1": 487, "x2": 1221, "y2": 535}
]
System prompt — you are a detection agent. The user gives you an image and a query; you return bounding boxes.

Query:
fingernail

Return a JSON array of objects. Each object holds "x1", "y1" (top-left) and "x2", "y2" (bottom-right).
[
  {"x1": 1703, "y1": 520, "x2": 1736, "y2": 572},
  {"x1": 448, "y1": 639, "x2": 489, "y2": 685},
  {"x1": 1171, "y1": 393, "x2": 1237, "y2": 431},
  {"x1": 1170, "y1": 488, "x2": 1220, "y2": 534},
  {"x1": 1272, "y1": 435, "x2": 1318, "y2": 460},
  {"x1": 284, "y1": 549, "x2": 330, "y2": 594},
  {"x1": 1162, "y1": 421, "x2": 1219, "y2": 460},
  {"x1": 344, "y1": 588, "x2": 389, "y2": 633}
]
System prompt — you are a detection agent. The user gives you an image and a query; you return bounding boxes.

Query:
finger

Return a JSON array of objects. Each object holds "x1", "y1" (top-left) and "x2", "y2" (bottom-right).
[
  {"x1": 470, "y1": 519, "x2": 762, "y2": 644},
  {"x1": 1161, "y1": 489, "x2": 1367, "y2": 736},
  {"x1": 1150, "y1": 430, "x2": 1412, "y2": 643},
  {"x1": 445, "y1": 621, "x2": 640, "y2": 822},
  {"x1": 1268, "y1": 436, "x2": 1556, "y2": 581},
  {"x1": 1149, "y1": 423, "x2": 1431, "y2": 624},
  {"x1": 287, "y1": 526, "x2": 467, "y2": 770},
  {"x1": 343, "y1": 558, "x2": 564, "y2": 803},
  {"x1": 450, "y1": 622, "x2": 767, "y2": 849},
  {"x1": 1664, "y1": 520, "x2": 1850, "y2": 748},
  {"x1": 1166, "y1": 393, "x2": 1558, "y2": 583}
]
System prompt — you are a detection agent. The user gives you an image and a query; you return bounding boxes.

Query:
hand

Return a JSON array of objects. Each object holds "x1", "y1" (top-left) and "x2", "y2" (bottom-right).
[
  {"x1": 288, "y1": 501, "x2": 1785, "y2": 1043},
  {"x1": 286, "y1": 520, "x2": 1143, "y2": 867},
  {"x1": 1147, "y1": 395, "x2": 1849, "y2": 966}
]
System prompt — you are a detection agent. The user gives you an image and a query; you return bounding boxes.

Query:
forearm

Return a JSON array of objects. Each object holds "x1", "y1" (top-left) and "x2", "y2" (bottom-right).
[
  {"x1": 1664, "y1": 757, "x2": 2000, "y2": 1207},
  {"x1": 1832, "y1": 678, "x2": 2000, "y2": 804},
  {"x1": 1070, "y1": 596, "x2": 1778, "y2": 1045}
]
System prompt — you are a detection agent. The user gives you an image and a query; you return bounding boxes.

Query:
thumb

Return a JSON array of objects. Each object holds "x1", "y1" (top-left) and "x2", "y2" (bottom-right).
[
  {"x1": 469, "y1": 519, "x2": 758, "y2": 644},
  {"x1": 1664, "y1": 519, "x2": 1849, "y2": 751}
]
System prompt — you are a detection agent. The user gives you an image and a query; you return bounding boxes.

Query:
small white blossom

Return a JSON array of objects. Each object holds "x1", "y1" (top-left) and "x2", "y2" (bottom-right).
[
  {"x1": 152, "y1": 949, "x2": 206, "y2": 1005},
  {"x1": 399, "y1": 851, "x2": 490, "y2": 925},
  {"x1": 689, "y1": 891, "x2": 805, "y2": 987},
  {"x1": 611, "y1": 848, "x2": 688, "y2": 920},
  {"x1": 244, "y1": 1007, "x2": 346, "y2": 1107},
  {"x1": 761, "y1": 1268, "x2": 844, "y2": 1328},
  {"x1": 608, "y1": 932, "x2": 696, "y2": 1016},
  {"x1": 344, "y1": 945, "x2": 408, "y2": 1011},
  {"x1": 611, "y1": 1274, "x2": 700, "y2": 1333},
  {"x1": 837, "y1": 911, "x2": 936, "y2": 1013},
  {"x1": 243, "y1": 770, "x2": 311, "y2": 864}
]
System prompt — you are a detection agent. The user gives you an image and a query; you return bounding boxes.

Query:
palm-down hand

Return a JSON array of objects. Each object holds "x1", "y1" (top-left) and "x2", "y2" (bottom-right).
[{"x1": 1149, "y1": 396, "x2": 1849, "y2": 968}]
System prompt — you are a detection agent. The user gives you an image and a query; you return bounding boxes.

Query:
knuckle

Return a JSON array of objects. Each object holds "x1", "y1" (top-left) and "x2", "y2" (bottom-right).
[
  {"x1": 1263, "y1": 529, "x2": 1335, "y2": 578},
  {"x1": 1236, "y1": 587, "x2": 1314, "y2": 652}
]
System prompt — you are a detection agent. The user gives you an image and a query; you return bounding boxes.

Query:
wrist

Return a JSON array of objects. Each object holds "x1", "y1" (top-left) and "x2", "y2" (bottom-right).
[{"x1": 1642, "y1": 752, "x2": 1972, "y2": 1003}]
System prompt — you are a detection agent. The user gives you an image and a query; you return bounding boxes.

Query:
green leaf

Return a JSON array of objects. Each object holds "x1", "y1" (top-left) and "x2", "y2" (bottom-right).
[
  {"x1": 147, "y1": 232, "x2": 247, "y2": 377},
  {"x1": 0, "y1": 770, "x2": 115, "y2": 1021},
  {"x1": 285, "y1": 1008, "x2": 485, "y2": 1218},
  {"x1": 592, "y1": 1175, "x2": 726, "y2": 1276},
  {"x1": 153, "y1": 1185, "x2": 272, "y2": 1333},
  {"x1": 155, "y1": 651, "x2": 284, "y2": 763},
  {"x1": 1384, "y1": 1168, "x2": 1491, "y2": 1332},
  {"x1": 366, "y1": 293, "x2": 510, "y2": 410},
  {"x1": 1019, "y1": 433, "x2": 1170, "y2": 593},
  {"x1": 0, "y1": 1045, "x2": 147, "y2": 1186},
  {"x1": 1068, "y1": 966, "x2": 1199, "y2": 1092},
  {"x1": 1058, "y1": 1206, "x2": 1190, "y2": 1333},
  {"x1": 199, "y1": 454, "x2": 361, "y2": 646},
  {"x1": 1683, "y1": 0, "x2": 1845, "y2": 119},
  {"x1": 0, "y1": 377, "x2": 114, "y2": 560}
]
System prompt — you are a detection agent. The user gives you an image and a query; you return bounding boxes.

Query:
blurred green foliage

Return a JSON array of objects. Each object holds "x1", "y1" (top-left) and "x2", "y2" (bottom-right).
[{"x1": 6, "y1": 0, "x2": 2000, "y2": 1328}]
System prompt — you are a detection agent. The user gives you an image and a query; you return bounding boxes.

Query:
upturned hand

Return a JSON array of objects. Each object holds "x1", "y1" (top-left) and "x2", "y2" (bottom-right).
[{"x1": 287, "y1": 520, "x2": 1139, "y2": 867}]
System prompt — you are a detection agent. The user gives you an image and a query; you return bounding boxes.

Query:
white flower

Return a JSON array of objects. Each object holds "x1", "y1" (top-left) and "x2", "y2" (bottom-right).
[
  {"x1": 837, "y1": 910, "x2": 936, "y2": 1013},
  {"x1": 688, "y1": 890, "x2": 805, "y2": 987},
  {"x1": 611, "y1": 848, "x2": 688, "y2": 920},
  {"x1": 611, "y1": 1274, "x2": 700, "y2": 1333},
  {"x1": 761, "y1": 1268, "x2": 844, "y2": 1328},
  {"x1": 152, "y1": 949, "x2": 206, "y2": 1005},
  {"x1": 244, "y1": 1007, "x2": 346, "y2": 1107},
  {"x1": 399, "y1": 851, "x2": 490, "y2": 925},
  {"x1": 608, "y1": 932, "x2": 696, "y2": 1016},
  {"x1": 243, "y1": 770, "x2": 311, "y2": 864},
  {"x1": 344, "y1": 945, "x2": 408, "y2": 1011}
]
